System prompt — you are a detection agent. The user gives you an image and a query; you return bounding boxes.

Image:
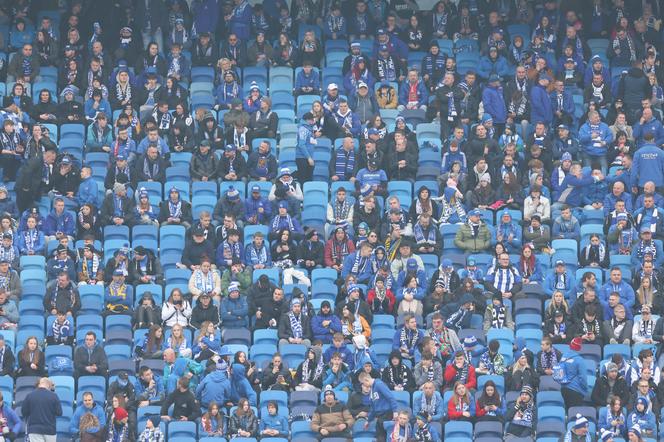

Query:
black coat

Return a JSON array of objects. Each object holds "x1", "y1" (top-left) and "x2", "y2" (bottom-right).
[
  {"x1": 190, "y1": 302, "x2": 220, "y2": 329},
  {"x1": 73, "y1": 343, "x2": 109, "y2": 377},
  {"x1": 100, "y1": 194, "x2": 135, "y2": 226},
  {"x1": 591, "y1": 374, "x2": 629, "y2": 407}
]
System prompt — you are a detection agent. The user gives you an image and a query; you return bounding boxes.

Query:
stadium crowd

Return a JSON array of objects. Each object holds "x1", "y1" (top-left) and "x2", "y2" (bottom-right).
[{"x1": 1, "y1": 0, "x2": 664, "y2": 441}]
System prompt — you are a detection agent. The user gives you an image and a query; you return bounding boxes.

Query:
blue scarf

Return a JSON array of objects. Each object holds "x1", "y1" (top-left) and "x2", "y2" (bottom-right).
[
  {"x1": 248, "y1": 244, "x2": 268, "y2": 265},
  {"x1": 414, "y1": 223, "x2": 436, "y2": 245},
  {"x1": 23, "y1": 229, "x2": 37, "y2": 251},
  {"x1": 289, "y1": 312, "x2": 303, "y2": 338},
  {"x1": 350, "y1": 252, "x2": 368, "y2": 275},
  {"x1": 334, "y1": 149, "x2": 355, "y2": 180},
  {"x1": 194, "y1": 270, "x2": 214, "y2": 293},
  {"x1": 272, "y1": 214, "x2": 295, "y2": 232}
]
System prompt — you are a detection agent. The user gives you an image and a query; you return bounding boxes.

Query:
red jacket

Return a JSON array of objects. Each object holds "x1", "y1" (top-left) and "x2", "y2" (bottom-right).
[
  {"x1": 366, "y1": 288, "x2": 396, "y2": 313},
  {"x1": 443, "y1": 363, "x2": 477, "y2": 391}
]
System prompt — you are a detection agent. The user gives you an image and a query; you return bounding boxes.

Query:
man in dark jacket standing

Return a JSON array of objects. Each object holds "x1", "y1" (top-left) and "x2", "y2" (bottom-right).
[
  {"x1": 73, "y1": 331, "x2": 109, "y2": 378},
  {"x1": 619, "y1": 64, "x2": 650, "y2": 124},
  {"x1": 160, "y1": 377, "x2": 200, "y2": 422},
  {"x1": 22, "y1": 377, "x2": 62, "y2": 441}
]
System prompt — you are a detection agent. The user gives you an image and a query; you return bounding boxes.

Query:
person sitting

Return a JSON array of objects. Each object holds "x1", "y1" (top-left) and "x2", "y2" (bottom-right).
[
  {"x1": 228, "y1": 398, "x2": 258, "y2": 438},
  {"x1": 46, "y1": 310, "x2": 74, "y2": 346},
  {"x1": 137, "y1": 415, "x2": 164, "y2": 442},
  {"x1": 294, "y1": 347, "x2": 326, "y2": 391},
  {"x1": 104, "y1": 269, "x2": 133, "y2": 316},
  {"x1": 220, "y1": 282, "x2": 249, "y2": 329},
  {"x1": 73, "y1": 331, "x2": 109, "y2": 378},
  {"x1": 311, "y1": 387, "x2": 354, "y2": 439},
  {"x1": 69, "y1": 391, "x2": 106, "y2": 439},
  {"x1": 259, "y1": 401, "x2": 289, "y2": 438},
  {"x1": 188, "y1": 258, "x2": 221, "y2": 303}
]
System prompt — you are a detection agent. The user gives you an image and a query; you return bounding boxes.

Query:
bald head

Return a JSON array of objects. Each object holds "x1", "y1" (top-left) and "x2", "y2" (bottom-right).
[{"x1": 163, "y1": 348, "x2": 176, "y2": 363}]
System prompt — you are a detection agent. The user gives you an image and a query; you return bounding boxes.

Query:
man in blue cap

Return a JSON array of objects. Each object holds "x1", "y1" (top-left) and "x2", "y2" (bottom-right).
[
  {"x1": 244, "y1": 184, "x2": 271, "y2": 225},
  {"x1": 531, "y1": 74, "x2": 553, "y2": 127}
]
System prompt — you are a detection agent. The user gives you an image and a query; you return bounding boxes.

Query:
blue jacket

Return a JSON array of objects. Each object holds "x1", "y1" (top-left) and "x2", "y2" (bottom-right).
[
  {"x1": 0, "y1": 196, "x2": 18, "y2": 219},
  {"x1": 269, "y1": 215, "x2": 303, "y2": 235},
  {"x1": 544, "y1": 270, "x2": 576, "y2": 300},
  {"x1": 632, "y1": 143, "x2": 664, "y2": 188},
  {"x1": 633, "y1": 206, "x2": 664, "y2": 234},
  {"x1": 220, "y1": 295, "x2": 249, "y2": 328},
  {"x1": 295, "y1": 70, "x2": 320, "y2": 92},
  {"x1": 631, "y1": 240, "x2": 664, "y2": 268},
  {"x1": 530, "y1": 84, "x2": 553, "y2": 125},
  {"x1": 296, "y1": 122, "x2": 315, "y2": 160},
  {"x1": 603, "y1": 192, "x2": 633, "y2": 216},
  {"x1": 599, "y1": 280, "x2": 635, "y2": 309},
  {"x1": 244, "y1": 196, "x2": 272, "y2": 224},
  {"x1": 311, "y1": 312, "x2": 342, "y2": 343},
  {"x1": 395, "y1": 269, "x2": 428, "y2": 297},
  {"x1": 441, "y1": 150, "x2": 467, "y2": 173},
  {"x1": 398, "y1": 80, "x2": 428, "y2": 107},
  {"x1": 134, "y1": 374, "x2": 164, "y2": 404},
  {"x1": 244, "y1": 243, "x2": 272, "y2": 267},
  {"x1": 477, "y1": 55, "x2": 511, "y2": 80},
  {"x1": 368, "y1": 379, "x2": 399, "y2": 420},
  {"x1": 371, "y1": 37, "x2": 408, "y2": 61},
  {"x1": 43, "y1": 209, "x2": 75, "y2": 237},
  {"x1": 582, "y1": 180, "x2": 608, "y2": 205},
  {"x1": 323, "y1": 344, "x2": 353, "y2": 368},
  {"x1": 21, "y1": 387, "x2": 61, "y2": 436},
  {"x1": 136, "y1": 136, "x2": 169, "y2": 155},
  {"x1": 84, "y1": 99, "x2": 112, "y2": 120},
  {"x1": 105, "y1": 283, "x2": 133, "y2": 308},
  {"x1": 560, "y1": 351, "x2": 587, "y2": 396},
  {"x1": 229, "y1": 1, "x2": 253, "y2": 40},
  {"x1": 193, "y1": 0, "x2": 220, "y2": 35},
  {"x1": 0, "y1": 403, "x2": 21, "y2": 435},
  {"x1": 412, "y1": 391, "x2": 445, "y2": 421},
  {"x1": 549, "y1": 89, "x2": 575, "y2": 116},
  {"x1": 164, "y1": 357, "x2": 203, "y2": 394},
  {"x1": 17, "y1": 228, "x2": 45, "y2": 254},
  {"x1": 552, "y1": 216, "x2": 580, "y2": 240},
  {"x1": 341, "y1": 251, "x2": 374, "y2": 283},
  {"x1": 579, "y1": 121, "x2": 613, "y2": 156},
  {"x1": 481, "y1": 85, "x2": 507, "y2": 124},
  {"x1": 230, "y1": 363, "x2": 257, "y2": 406},
  {"x1": 260, "y1": 412, "x2": 289, "y2": 436},
  {"x1": 584, "y1": 65, "x2": 611, "y2": 88},
  {"x1": 323, "y1": 366, "x2": 352, "y2": 391},
  {"x1": 214, "y1": 82, "x2": 242, "y2": 107},
  {"x1": 632, "y1": 117, "x2": 664, "y2": 147},
  {"x1": 334, "y1": 109, "x2": 362, "y2": 137},
  {"x1": 70, "y1": 403, "x2": 106, "y2": 435},
  {"x1": 628, "y1": 410, "x2": 657, "y2": 435},
  {"x1": 557, "y1": 172, "x2": 596, "y2": 206},
  {"x1": 196, "y1": 369, "x2": 231, "y2": 407},
  {"x1": 77, "y1": 177, "x2": 99, "y2": 207}
]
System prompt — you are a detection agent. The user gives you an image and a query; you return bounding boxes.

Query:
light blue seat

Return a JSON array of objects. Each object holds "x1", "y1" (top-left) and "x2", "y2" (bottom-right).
[
  {"x1": 192, "y1": 181, "x2": 218, "y2": 199},
  {"x1": 78, "y1": 285, "x2": 104, "y2": 315},
  {"x1": 259, "y1": 390, "x2": 288, "y2": 408},
  {"x1": 165, "y1": 268, "x2": 192, "y2": 286},
  {"x1": 132, "y1": 225, "x2": 159, "y2": 243},
  {"x1": 168, "y1": 421, "x2": 197, "y2": 439},
  {"x1": 192, "y1": 196, "x2": 217, "y2": 220},
  {"x1": 279, "y1": 343, "x2": 306, "y2": 367},
  {"x1": 104, "y1": 225, "x2": 130, "y2": 241},
  {"x1": 250, "y1": 344, "x2": 277, "y2": 366},
  {"x1": 19, "y1": 255, "x2": 46, "y2": 271},
  {"x1": 252, "y1": 268, "x2": 279, "y2": 285},
  {"x1": 539, "y1": 405, "x2": 566, "y2": 423},
  {"x1": 311, "y1": 281, "x2": 337, "y2": 301},
  {"x1": 445, "y1": 421, "x2": 473, "y2": 439},
  {"x1": 253, "y1": 329, "x2": 278, "y2": 346}
]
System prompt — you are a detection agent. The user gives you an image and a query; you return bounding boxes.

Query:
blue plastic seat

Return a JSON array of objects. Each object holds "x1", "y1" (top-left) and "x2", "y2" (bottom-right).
[
  {"x1": 76, "y1": 376, "x2": 106, "y2": 404},
  {"x1": 445, "y1": 421, "x2": 473, "y2": 439},
  {"x1": 192, "y1": 181, "x2": 218, "y2": 199},
  {"x1": 252, "y1": 268, "x2": 279, "y2": 285},
  {"x1": 371, "y1": 329, "x2": 395, "y2": 346},
  {"x1": 259, "y1": 390, "x2": 288, "y2": 409},
  {"x1": 250, "y1": 344, "x2": 277, "y2": 367},
  {"x1": 20, "y1": 269, "x2": 47, "y2": 285},
  {"x1": 105, "y1": 315, "x2": 132, "y2": 334},
  {"x1": 536, "y1": 391, "x2": 565, "y2": 408},
  {"x1": 311, "y1": 281, "x2": 338, "y2": 301},
  {"x1": 372, "y1": 315, "x2": 396, "y2": 331},
  {"x1": 253, "y1": 329, "x2": 278, "y2": 346},
  {"x1": 539, "y1": 405, "x2": 566, "y2": 423},
  {"x1": 191, "y1": 67, "x2": 215, "y2": 83},
  {"x1": 279, "y1": 343, "x2": 306, "y2": 367},
  {"x1": 311, "y1": 269, "x2": 338, "y2": 286},
  {"x1": 192, "y1": 196, "x2": 217, "y2": 220},
  {"x1": 168, "y1": 421, "x2": 197, "y2": 439},
  {"x1": 165, "y1": 268, "x2": 192, "y2": 286},
  {"x1": 19, "y1": 255, "x2": 46, "y2": 271}
]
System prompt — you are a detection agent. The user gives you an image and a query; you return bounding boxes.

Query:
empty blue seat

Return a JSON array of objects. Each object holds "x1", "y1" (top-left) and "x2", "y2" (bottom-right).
[{"x1": 168, "y1": 421, "x2": 197, "y2": 439}]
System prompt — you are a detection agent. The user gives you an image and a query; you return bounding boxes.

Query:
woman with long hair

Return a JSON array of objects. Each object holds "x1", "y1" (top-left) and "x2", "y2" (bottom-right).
[
  {"x1": 599, "y1": 395, "x2": 626, "y2": 439},
  {"x1": 636, "y1": 276, "x2": 657, "y2": 314},
  {"x1": 136, "y1": 324, "x2": 164, "y2": 359},
  {"x1": 447, "y1": 381, "x2": 475, "y2": 421},
  {"x1": 294, "y1": 347, "x2": 325, "y2": 391},
  {"x1": 229, "y1": 397, "x2": 258, "y2": 438},
  {"x1": 476, "y1": 380, "x2": 505, "y2": 422},
  {"x1": 201, "y1": 401, "x2": 225, "y2": 436},
  {"x1": 518, "y1": 244, "x2": 543, "y2": 284},
  {"x1": 272, "y1": 33, "x2": 300, "y2": 68},
  {"x1": 192, "y1": 320, "x2": 221, "y2": 362},
  {"x1": 340, "y1": 303, "x2": 371, "y2": 342},
  {"x1": 544, "y1": 291, "x2": 570, "y2": 322},
  {"x1": 410, "y1": 186, "x2": 440, "y2": 223},
  {"x1": 163, "y1": 323, "x2": 191, "y2": 358},
  {"x1": 161, "y1": 288, "x2": 192, "y2": 328},
  {"x1": 506, "y1": 352, "x2": 538, "y2": 392},
  {"x1": 79, "y1": 412, "x2": 104, "y2": 442},
  {"x1": 495, "y1": 172, "x2": 522, "y2": 210},
  {"x1": 17, "y1": 335, "x2": 46, "y2": 377}
]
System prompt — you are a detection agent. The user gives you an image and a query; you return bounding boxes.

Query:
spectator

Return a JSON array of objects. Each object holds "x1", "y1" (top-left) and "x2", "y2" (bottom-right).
[
  {"x1": 70, "y1": 391, "x2": 106, "y2": 438},
  {"x1": 74, "y1": 332, "x2": 109, "y2": 378},
  {"x1": 160, "y1": 377, "x2": 200, "y2": 422},
  {"x1": 21, "y1": 378, "x2": 62, "y2": 441},
  {"x1": 196, "y1": 361, "x2": 231, "y2": 409},
  {"x1": 228, "y1": 397, "x2": 258, "y2": 438}
]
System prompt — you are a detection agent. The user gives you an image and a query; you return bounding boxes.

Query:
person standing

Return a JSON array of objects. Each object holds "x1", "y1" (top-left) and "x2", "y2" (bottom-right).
[{"x1": 21, "y1": 377, "x2": 62, "y2": 442}]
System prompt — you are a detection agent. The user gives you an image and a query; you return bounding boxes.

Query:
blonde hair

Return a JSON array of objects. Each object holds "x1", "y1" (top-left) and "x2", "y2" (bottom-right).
[{"x1": 80, "y1": 412, "x2": 100, "y2": 432}]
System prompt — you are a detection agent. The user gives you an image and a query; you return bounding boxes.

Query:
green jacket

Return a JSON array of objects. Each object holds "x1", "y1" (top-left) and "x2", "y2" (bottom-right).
[
  {"x1": 220, "y1": 268, "x2": 253, "y2": 296},
  {"x1": 454, "y1": 223, "x2": 491, "y2": 253}
]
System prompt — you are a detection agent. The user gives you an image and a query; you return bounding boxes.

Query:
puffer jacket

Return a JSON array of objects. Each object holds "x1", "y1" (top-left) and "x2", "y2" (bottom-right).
[{"x1": 310, "y1": 401, "x2": 355, "y2": 433}]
